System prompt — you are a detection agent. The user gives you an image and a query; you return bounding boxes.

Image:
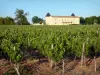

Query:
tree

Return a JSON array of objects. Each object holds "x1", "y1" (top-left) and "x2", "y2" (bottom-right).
[
  {"x1": 32, "y1": 16, "x2": 43, "y2": 24},
  {"x1": 32, "y1": 16, "x2": 39, "y2": 23},
  {"x1": 38, "y1": 18, "x2": 43, "y2": 24},
  {"x1": 0, "y1": 17, "x2": 15, "y2": 25},
  {"x1": 85, "y1": 16, "x2": 98, "y2": 25},
  {"x1": 0, "y1": 17, "x2": 5, "y2": 25},
  {"x1": 97, "y1": 16, "x2": 100, "y2": 24},
  {"x1": 91, "y1": 16, "x2": 98, "y2": 24},
  {"x1": 15, "y1": 9, "x2": 30, "y2": 25},
  {"x1": 94, "y1": 19, "x2": 98, "y2": 25},
  {"x1": 4, "y1": 17, "x2": 15, "y2": 25},
  {"x1": 80, "y1": 17, "x2": 85, "y2": 25},
  {"x1": 85, "y1": 17, "x2": 92, "y2": 25}
]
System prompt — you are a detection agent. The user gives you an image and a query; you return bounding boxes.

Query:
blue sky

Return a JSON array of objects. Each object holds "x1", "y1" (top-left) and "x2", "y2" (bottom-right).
[{"x1": 0, "y1": 0, "x2": 100, "y2": 23}]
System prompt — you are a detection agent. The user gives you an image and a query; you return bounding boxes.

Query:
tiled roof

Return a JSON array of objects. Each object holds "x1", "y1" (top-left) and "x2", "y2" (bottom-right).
[{"x1": 51, "y1": 16, "x2": 80, "y2": 18}]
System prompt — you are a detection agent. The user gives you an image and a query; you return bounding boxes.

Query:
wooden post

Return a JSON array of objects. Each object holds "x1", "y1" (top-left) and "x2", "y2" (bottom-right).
[
  {"x1": 50, "y1": 59, "x2": 53, "y2": 68},
  {"x1": 74, "y1": 55, "x2": 76, "y2": 62},
  {"x1": 94, "y1": 56, "x2": 96, "y2": 72},
  {"x1": 50, "y1": 44, "x2": 53, "y2": 68},
  {"x1": 55, "y1": 62, "x2": 57, "y2": 71},
  {"x1": 83, "y1": 55, "x2": 86, "y2": 66},
  {"x1": 62, "y1": 59, "x2": 65, "y2": 75},
  {"x1": 81, "y1": 43, "x2": 85, "y2": 66},
  {"x1": 48, "y1": 58, "x2": 53, "y2": 68}
]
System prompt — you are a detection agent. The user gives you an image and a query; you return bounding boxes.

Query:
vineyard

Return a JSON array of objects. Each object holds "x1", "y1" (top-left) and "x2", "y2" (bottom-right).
[{"x1": 0, "y1": 25, "x2": 100, "y2": 75}]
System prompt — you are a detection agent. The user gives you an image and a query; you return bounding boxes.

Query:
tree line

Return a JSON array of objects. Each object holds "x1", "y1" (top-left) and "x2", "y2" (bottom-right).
[
  {"x1": 0, "y1": 9, "x2": 44, "y2": 25},
  {"x1": 80, "y1": 16, "x2": 100, "y2": 25},
  {"x1": 0, "y1": 17, "x2": 15, "y2": 25},
  {"x1": 0, "y1": 8, "x2": 100, "y2": 25}
]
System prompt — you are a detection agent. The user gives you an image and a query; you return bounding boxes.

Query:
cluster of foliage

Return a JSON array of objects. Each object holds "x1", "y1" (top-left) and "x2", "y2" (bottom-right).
[
  {"x1": 0, "y1": 17, "x2": 15, "y2": 25},
  {"x1": 0, "y1": 9, "x2": 44, "y2": 25},
  {"x1": 14, "y1": 9, "x2": 30, "y2": 25},
  {"x1": 0, "y1": 25, "x2": 100, "y2": 63},
  {"x1": 80, "y1": 16, "x2": 100, "y2": 25},
  {"x1": 32, "y1": 16, "x2": 43, "y2": 24},
  {"x1": 0, "y1": 9, "x2": 30, "y2": 25}
]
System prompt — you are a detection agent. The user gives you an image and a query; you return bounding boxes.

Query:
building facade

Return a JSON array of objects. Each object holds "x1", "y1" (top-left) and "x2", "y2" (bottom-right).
[{"x1": 45, "y1": 13, "x2": 80, "y2": 25}]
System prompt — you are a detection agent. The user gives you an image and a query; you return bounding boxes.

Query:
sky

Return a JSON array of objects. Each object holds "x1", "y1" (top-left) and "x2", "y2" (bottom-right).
[{"x1": 0, "y1": 0, "x2": 100, "y2": 23}]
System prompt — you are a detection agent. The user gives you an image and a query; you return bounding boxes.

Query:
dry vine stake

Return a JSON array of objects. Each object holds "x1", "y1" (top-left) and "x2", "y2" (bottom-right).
[
  {"x1": 49, "y1": 58, "x2": 53, "y2": 68},
  {"x1": 62, "y1": 59, "x2": 65, "y2": 75},
  {"x1": 49, "y1": 44, "x2": 54, "y2": 68},
  {"x1": 94, "y1": 56, "x2": 96, "y2": 72},
  {"x1": 74, "y1": 55, "x2": 76, "y2": 62},
  {"x1": 81, "y1": 43, "x2": 85, "y2": 66}
]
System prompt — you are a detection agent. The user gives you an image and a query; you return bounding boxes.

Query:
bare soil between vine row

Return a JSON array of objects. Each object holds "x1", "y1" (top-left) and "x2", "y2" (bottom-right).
[{"x1": 0, "y1": 57, "x2": 100, "y2": 75}]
